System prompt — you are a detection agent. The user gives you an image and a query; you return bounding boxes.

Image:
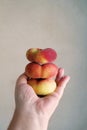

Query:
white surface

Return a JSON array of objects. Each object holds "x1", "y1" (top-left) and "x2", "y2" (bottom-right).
[{"x1": 0, "y1": 0, "x2": 87, "y2": 130}]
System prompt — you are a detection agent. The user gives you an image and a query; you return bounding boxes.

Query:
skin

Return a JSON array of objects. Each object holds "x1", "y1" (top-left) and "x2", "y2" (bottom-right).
[{"x1": 8, "y1": 68, "x2": 70, "y2": 130}]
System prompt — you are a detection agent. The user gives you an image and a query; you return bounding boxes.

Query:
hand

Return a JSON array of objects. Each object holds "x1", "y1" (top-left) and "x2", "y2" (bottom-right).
[{"x1": 8, "y1": 68, "x2": 70, "y2": 130}]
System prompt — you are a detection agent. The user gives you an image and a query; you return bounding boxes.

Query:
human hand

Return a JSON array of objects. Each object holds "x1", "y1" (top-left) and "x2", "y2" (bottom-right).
[{"x1": 8, "y1": 68, "x2": 70, "y2": 130}]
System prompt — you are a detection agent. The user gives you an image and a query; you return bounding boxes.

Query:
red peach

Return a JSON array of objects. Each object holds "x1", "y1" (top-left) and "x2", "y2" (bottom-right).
[
  {"x1": 25, "y1": 62, "x2": 58, "y2": 79},
  {"x1": 26, "y1": 48, "x2": 57, "y2": 64},
  {"x1": 35, "y1": 48, "x2": 57, "y2": 64},
  {"x1": 41, "y1": 63, "x2": 58, "y2": 78},
  {"x1": 25, "y1": 62, "x2": 42, "y2": 78}
]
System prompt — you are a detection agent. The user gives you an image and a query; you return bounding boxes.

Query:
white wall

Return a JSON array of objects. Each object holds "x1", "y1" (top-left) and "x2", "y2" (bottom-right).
[{"x1": 0, "y1": 0, "x2": 87, "y2": 130}]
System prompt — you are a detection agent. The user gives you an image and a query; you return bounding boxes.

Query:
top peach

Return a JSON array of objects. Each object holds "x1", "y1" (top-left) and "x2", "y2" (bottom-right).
[{"x1": 26, "y1": 48, "x2": 57, "y2": 64}]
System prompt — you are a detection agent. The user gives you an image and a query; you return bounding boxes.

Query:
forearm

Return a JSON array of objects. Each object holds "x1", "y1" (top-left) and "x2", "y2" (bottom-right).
[{"x1": 7, "y1": 108, "x2": 48, "y2": 130}]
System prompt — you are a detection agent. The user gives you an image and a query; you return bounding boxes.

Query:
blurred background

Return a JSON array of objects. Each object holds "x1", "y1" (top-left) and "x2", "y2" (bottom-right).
[{"x1": 0, "y1": 0, "x2": 87, "y2": 130}]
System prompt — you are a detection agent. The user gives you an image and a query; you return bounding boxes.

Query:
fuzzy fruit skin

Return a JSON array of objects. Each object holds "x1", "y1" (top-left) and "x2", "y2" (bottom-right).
[
  {"x1": 26, "y1": 48, "x2": 57, "y2": 64},
  {"x1": 25, "y1": 62, "x2": 41, "y2": 78},
  {"x1": 41, "y1": 63, "x2": 58, "y2": 78},
  {"x1": 35, "y1": 48, "x2": 57, "y2": 64},
  {"x1": 25, "y1": 62, "x2": 58, "y2": 79},
  {"x1": 27, "y1": 79, "x2": 56, "y2": 95},
  {"x1": 26, "y1": 48, "x2": 42, "y2": 62}
]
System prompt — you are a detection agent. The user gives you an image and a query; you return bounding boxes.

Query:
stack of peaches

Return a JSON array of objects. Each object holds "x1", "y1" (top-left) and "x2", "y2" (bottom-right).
[{"x1": 25, "y1": 48, "x2": 58, "y2": 96}]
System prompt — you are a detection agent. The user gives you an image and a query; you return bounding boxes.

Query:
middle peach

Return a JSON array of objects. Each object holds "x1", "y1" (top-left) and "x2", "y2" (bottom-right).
[{"x1": 25, "y1": 62, "x2": 58, "y2": 79}]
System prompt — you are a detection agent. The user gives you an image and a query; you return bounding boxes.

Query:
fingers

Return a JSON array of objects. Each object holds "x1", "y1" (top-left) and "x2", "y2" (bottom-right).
[
  {"x1": 46, "y1": 69, "x2": 70, "y2": 105},
  {"x1": 55, "y1": 68, "x2": 70, "y2": 97},
  {"x1": 42, "y1": 75, "x2": 70, "y2": 116},
  {"x1": 55, "y1": 68, "x2": 64, "y2": 83},
  {"x1": 16, "y1": 73, "x2": 28, "y2": 86},
  {"x1": 55, "y1": 76, "x2": 70, "y2": 99}
]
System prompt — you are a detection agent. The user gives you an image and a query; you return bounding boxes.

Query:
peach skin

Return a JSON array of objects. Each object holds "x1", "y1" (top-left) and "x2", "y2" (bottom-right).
[
  {"x1": 25, "y1": 62, "x2": 58, "y2": 79},
  {"x1": 26, "y1": 48, "x2": 57, "y2": 64},
  {"x1": 27, "y1": 79, "x2": 56, "y2": 95},
  {"x1": 35, "y1": 48, "x2": 57, "y2": 64},
  {"x1": 41, "y1": 63, "x2": 58, "y2": 79},
  {"x1": 26, "y1": 48, "x2": 42, "y2": 62},
  {"x1": 25, "y1": 62, "x2": 41, "y2": 79}
]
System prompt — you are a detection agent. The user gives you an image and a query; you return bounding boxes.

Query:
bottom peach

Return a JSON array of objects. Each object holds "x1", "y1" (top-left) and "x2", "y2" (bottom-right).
[{"x1": 27, "y1": 79, "x2": 56, "y2": 96}]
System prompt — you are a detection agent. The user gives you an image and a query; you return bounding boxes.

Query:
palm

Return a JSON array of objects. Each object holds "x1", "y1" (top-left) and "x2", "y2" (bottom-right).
[{"x1": 15, "y1": 68, "x2": 70, "y2": 119}]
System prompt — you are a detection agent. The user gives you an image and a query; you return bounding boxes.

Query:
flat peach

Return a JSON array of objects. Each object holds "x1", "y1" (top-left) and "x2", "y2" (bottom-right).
[
  {"x1": 26, "y1": 48, "x2": 57, "y2": 64},
  {"x1": 25, "y1": 62, "x2": 58, "y2": 79},
  {"x1": 27, "y1": 79, "x2": 56, "y2": 95}
]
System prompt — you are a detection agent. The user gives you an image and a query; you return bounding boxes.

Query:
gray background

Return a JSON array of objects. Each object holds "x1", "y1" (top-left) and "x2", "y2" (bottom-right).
[{"x1": 0, "y1": 0, "x2": 87, "y2": 130}]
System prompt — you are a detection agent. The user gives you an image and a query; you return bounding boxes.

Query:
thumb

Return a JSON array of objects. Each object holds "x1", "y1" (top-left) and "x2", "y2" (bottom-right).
[
  {"x1": 42, "y1": 75, "x2": 70, "y2": 116},
  {"x1": 15, "y1": 73, "x2": 38, "y2": 101}
]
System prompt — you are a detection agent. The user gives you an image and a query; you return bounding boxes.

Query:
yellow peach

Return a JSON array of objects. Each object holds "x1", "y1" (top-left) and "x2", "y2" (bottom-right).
[
  {"x1": 27, "y1": 79, "x2": 56, "y2": 95},
  {"x1": 26, "y1": 48, "x2": 42, "y2": 62}
]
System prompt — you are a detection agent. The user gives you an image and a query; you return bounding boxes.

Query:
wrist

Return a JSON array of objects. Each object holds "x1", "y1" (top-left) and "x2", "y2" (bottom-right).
[{"x1": 8, "y1": 107, "x2": 49, "y2": 130}]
